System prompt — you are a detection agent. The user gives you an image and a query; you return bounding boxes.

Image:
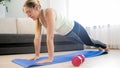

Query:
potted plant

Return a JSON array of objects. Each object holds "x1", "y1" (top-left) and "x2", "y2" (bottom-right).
[
  {"x1": 0, "y1": 0, "x2": 4, "y2": 4},
  {"x1": 0, "y1": 0, "x2": 10, "y2": 2},
  {"x1": 0, "y1": 0, "x2": 4, "y2": 2},
  {"x1": 0, "y1": 0, "x2": 10, "y2": 5},
  {"x1": 0, "y1": 0, "x2": 10, "y2": 17}
]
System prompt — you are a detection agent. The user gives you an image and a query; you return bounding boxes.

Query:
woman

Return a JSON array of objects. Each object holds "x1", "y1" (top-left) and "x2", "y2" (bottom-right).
[{"x1": 23, "y1": 0, "x2": 109, "y2": 64}]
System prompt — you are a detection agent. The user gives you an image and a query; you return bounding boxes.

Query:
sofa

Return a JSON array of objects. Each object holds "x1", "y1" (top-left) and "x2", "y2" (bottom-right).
[{"x1": 0, "y1": 18, "x2": 84, "y2": 55}]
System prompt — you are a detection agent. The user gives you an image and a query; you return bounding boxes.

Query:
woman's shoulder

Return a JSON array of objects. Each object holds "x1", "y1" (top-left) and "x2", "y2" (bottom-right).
[
  {"x1": 45, "y1": 8, "x2": 54, "y2": 11},
  {"x1": 45, "y1": 8, "x2": 56, "y2": 13},
  {"x1": 43, "y1": 8, "x2": 56, "y2": 17}
]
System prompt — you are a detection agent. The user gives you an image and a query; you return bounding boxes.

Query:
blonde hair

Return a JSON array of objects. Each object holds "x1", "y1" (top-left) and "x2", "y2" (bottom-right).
[{"x1": 24, "y1": 0, "x2": 41, "y2": 8}]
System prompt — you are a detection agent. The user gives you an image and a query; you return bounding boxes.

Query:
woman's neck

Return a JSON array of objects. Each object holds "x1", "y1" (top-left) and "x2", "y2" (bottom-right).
[{"x1": 38, "y1": 9, "x2": 43, "y2": 18}]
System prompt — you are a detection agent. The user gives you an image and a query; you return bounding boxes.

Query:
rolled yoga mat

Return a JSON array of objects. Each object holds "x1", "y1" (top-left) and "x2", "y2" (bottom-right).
[{"x1": 12, "y1": 50, "x2": 108, "y2": 68}]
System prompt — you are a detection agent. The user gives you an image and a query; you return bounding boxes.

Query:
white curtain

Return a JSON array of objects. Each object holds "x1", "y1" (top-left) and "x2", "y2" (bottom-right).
[{"x1": 86, "y1": 24, "x2": 120, "y2": 49}]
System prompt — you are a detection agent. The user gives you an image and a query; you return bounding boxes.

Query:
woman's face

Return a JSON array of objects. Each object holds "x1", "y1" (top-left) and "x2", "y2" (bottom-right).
[{"x1": 24, "y1": 6, "x2": 39, "y2": 20}]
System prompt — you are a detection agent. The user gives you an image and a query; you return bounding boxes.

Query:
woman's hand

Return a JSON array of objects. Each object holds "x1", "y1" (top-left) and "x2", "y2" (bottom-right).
[
  {"x1": 36, "y1": 58, "x2": 53, "y2": 64},
  {"x1": 28, "y1": 56, "x2": 53, "y2": 64},
  {"x1": 28, "y1": 55, "x2": 40, "y2": 60}
]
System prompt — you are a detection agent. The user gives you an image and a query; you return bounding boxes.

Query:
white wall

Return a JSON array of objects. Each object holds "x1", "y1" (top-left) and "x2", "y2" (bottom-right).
[
  {"x1": 50, "y1": 0, "x2": 68, "y2": 18},
  {"x1": 5, "y1": 0, "x2": 50, "y2": 18},
  {"x1": 40, "y1": 0, "x2": 50, "y2": 9},
  {"x1": 3, "y1": 0, "x2": 68, "y2": 18},
  {"x1": 6, "y1": 0, "x2": 25, "y2": 18}
]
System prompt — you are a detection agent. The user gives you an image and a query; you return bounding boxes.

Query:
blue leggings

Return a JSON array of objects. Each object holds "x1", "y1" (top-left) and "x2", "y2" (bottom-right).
[{"x1": 65, "y1": 21, "x2": 106, "y2": 49}]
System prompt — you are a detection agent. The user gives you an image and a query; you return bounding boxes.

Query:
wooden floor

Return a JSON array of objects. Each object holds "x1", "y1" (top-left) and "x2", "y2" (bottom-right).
[{"x1": 0, "y1": 49, "x2": 120, "y2": 68}]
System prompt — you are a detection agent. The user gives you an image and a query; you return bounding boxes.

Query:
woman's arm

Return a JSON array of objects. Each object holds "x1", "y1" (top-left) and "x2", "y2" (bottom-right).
[
  {"x1": 46, "y1": 8, "x2": 55, "y2": 61},
  {"x1": 30, "y1": 19, "x2": 42, "y2": 60},
  {"x1": 34, "y1": 19, "x2": 42, "y2": 56},
  {"x1": 36, "y1": 8, "x2": 56, "y2": 64}
]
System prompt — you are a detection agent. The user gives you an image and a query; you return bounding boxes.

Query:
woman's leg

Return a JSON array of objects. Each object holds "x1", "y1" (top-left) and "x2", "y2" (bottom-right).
[
  {"x1": 91, "y1": 39, "x2": 106, "y2": 49},
  {"x1": 65, "y1": 21, "x2": 108, "y2": 50},
  {"x1": 65, "y1": 29, "x2": 84, "y2": 45}
]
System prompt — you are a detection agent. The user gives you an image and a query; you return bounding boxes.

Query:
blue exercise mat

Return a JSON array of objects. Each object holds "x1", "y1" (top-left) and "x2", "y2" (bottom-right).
[{"x1": 12, "y1": 50, "x2": 108, "y2": 68}]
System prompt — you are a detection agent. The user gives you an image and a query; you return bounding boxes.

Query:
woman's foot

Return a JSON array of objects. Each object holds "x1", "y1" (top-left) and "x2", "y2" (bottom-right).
[
  {"x1": 98, "y1": 44, "x2": 110, "y2": 52},
  {"x1": 105, "y1": 45, "x2": 110, "y2": 52},
  {"x1": 98, "y1": 47, "x2": 103, "y2": 51}
]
